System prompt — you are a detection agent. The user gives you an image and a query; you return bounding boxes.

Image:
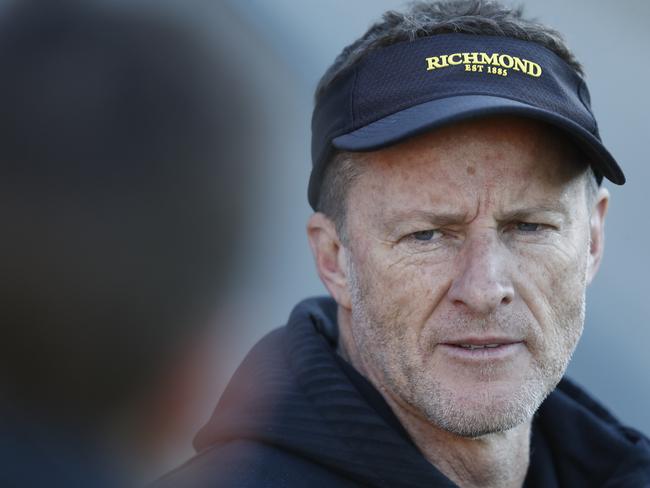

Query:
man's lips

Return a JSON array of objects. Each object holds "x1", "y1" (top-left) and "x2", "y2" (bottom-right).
[
  {"x1": 438, "y1": 337, "x2": 525, "y2": 360},
  {"x1": 441, "y1": 336, "x2": 523, "y2": 348}
]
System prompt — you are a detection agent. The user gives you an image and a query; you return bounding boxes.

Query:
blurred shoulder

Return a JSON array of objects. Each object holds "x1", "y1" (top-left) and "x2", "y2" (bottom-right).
[{"x1": 155, "y1": 439, "x2": 358, "y2": 488}]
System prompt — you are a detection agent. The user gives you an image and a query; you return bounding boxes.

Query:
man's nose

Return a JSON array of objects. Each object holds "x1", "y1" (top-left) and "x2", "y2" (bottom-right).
[{"x1": 447, "y1": 233, "x2": 514, "y2": 314}]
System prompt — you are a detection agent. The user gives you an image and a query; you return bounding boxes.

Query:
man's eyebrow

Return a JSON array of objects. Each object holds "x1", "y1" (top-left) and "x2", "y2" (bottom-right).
[
  {"x1": 382, "y1": 209, "x2": 470, "y2": 229},
  {"x1": 498, "y1": 204, "x2": 570, "y2": 222}
]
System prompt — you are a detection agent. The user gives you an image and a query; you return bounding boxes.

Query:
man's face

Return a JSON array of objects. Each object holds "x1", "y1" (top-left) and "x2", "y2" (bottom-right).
[{"x1": 340, "y1": 117, "x2": 598, "y2": 437}]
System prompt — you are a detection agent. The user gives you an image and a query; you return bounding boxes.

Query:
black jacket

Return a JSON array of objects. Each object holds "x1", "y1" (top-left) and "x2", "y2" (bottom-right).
[{"x1": 160, "y1": 297, "x2": 650, "y2": 487}]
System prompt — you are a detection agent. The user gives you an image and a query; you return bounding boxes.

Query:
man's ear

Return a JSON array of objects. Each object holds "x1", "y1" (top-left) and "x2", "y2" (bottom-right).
[
  {"x1": 586, "y1": 186, "x2": 610, "y2": 285},
  {"x1": 307, "y1": 212, "x2": 352, "y2": 309}
]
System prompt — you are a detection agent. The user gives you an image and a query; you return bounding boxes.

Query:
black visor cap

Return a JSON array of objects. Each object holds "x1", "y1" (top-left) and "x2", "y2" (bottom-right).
[{"x1": 310, "y1": 34, "x2": 625, "y2": 210}]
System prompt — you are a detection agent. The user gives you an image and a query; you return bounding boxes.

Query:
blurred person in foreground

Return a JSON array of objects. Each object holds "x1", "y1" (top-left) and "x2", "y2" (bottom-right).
[
  {"x1": 0, "y1": 1, "x2": 253, "y2": 486},
  {"x1": 160, "y1": 1, "x2": 650, "y2": 487}
]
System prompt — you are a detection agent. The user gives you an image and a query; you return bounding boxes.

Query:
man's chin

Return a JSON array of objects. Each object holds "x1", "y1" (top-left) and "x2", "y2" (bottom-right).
[
  {"x1": 436, "y1": 412, "x2": 528, "y2": 438},
  {"x1": 416, "y1": 381, "x2": 548, "y2": 438}
]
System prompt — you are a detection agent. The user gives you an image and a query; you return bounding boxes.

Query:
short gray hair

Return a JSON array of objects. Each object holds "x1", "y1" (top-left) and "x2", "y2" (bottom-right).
[
  {"x1": 315, "y1": 0, "x2": 586, "y2": 233},
  {"x1": 318, "y1": 151, "x2": 366, "y2": 244}
]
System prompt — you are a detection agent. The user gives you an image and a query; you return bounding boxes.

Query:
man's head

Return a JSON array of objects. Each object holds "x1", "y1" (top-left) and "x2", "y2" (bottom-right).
[{"x1": 308, "y1": 0, "x2": 618, "y2": 437}]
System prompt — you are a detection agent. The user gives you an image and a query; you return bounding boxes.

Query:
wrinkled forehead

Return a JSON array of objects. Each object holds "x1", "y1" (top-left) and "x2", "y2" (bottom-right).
[{"x1": 347, "y1": 116, "x2": 589, "y2": 217}]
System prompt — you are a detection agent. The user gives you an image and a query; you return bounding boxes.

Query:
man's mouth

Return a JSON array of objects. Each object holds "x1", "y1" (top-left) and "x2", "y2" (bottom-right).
[{"x1": 438, "y1": 337, "x2": 525, "y2": 360}]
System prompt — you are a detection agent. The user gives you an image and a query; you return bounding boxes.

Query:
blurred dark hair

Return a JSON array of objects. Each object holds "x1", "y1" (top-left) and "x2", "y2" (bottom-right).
[{"x1": 0, "y1": 0, "x2": 253, "y2": 423}]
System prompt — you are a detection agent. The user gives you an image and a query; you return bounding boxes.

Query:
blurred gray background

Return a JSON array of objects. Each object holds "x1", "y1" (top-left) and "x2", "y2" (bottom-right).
[{"x1": 197, "y1": 0, "x2": 649, "y2": 433}]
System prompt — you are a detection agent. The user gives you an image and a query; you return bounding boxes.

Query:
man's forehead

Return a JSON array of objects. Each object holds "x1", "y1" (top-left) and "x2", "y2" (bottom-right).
[{"x1": 358, "y1": 117, "x2": 584, "y2": 185}]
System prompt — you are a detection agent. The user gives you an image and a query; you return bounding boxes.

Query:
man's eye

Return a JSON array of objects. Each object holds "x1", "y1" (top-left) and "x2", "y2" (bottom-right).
[
  {"x1": 411, "y1": 230, "x2": 438, "y2": 241},
  {"x1": 516, "y1": 222, "x2": 543, "y2": 232}
]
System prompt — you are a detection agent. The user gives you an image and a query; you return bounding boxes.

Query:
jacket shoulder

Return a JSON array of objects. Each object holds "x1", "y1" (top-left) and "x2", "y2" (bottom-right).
[
  {"x1": 540, "y1": 378, "x2": 650, "y2": 486},
  {"x1": 157, "y1": 440, "x2": 359, "y2": 488}
]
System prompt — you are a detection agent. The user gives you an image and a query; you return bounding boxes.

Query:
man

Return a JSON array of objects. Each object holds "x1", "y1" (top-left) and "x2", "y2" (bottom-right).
[
  {"x1": 0, "y1": 1, "x2": 254, "y2": 486},
  {"x1": 162, "y1": 1, "x2": 650, "y2": 487}
]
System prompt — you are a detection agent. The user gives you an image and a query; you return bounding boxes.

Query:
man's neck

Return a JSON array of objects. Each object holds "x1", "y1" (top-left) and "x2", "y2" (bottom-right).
[
  {"x1": 336, "y1": 310, "x2": 531, "y2": 488},
  {"x1": 385, "y1": 396, "x2": 531, "y2": 488}
]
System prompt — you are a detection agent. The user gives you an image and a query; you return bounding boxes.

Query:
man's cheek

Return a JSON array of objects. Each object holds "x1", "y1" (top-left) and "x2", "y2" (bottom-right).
[
  {"x1": 371, "y1": 261, "x2": 432, "y2": 317},
  {"x1": 376, "y1": 269, "x2": 443, "y2": 360},
  {"x1": 516, "y1": 241, "x2": 586, "y2": 300},
  {"x1": 516, "y1": 251, "x2": 586, "y2": 363},
  {"x1": 515, "y1": 235, "x2": 588, "y2": 283}
]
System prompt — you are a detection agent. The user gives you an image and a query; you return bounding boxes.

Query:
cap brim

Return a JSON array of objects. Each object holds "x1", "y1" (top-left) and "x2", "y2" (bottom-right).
[{"x1": 332, "y1": 94, "x2": 625, "y2": 185}]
